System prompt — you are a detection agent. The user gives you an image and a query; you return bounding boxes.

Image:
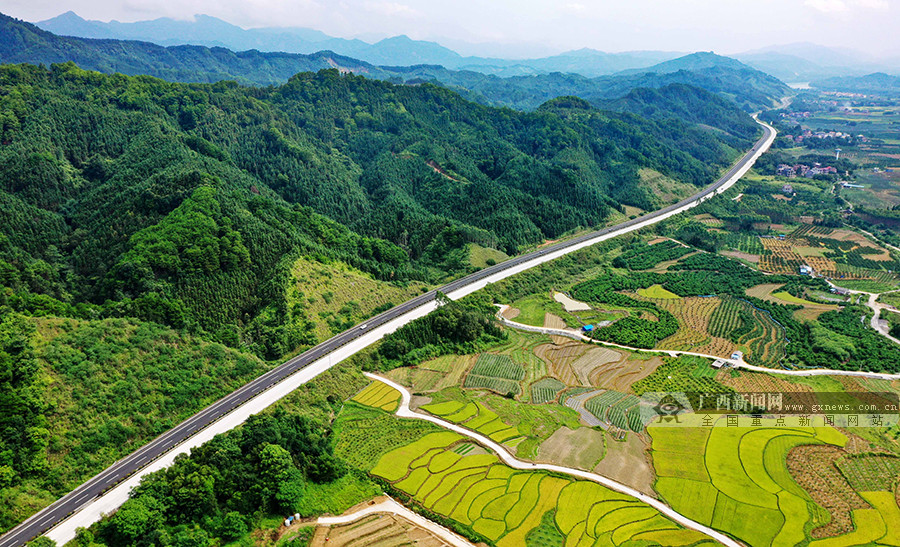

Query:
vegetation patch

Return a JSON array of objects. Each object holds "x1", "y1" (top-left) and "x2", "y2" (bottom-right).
[
  {"x1": 531, "y1": 377, "x2": 567, "y2": 404},
  {"x1": 464, "y1": 353, "x2": 526, "y2": 396},
  {"x1": 288, "y1": 257, "x2": 427, "y2": 343},
  {"x1": 369, "y1": 430, "x2": 707, "y2": 546},
  {"x1": 636, "y1": 284, "x2": 679, "y2": 299},
  {"x1": 650, "y1": 422, "x2": 847, "y2": 546}
]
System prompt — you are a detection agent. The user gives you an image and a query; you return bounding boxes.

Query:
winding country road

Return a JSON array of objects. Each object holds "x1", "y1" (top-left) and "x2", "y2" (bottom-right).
[
  {"x1": 496, "y1": 306, "x2": 900, "y2": 380},
  {"x1": 0, "y1": 119, "x2": 775, "y2": 547},
  {"x1": 366, "y1": 373, "x2": 743, "y2": 547}
]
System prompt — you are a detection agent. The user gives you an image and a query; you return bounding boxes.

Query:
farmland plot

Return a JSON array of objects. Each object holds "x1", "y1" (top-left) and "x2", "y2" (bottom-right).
[
  {"x1": 707, "y1": 296, "x2": 785, "y2": 366},
  {"x1": 649, "y1": 421, "x2": 847, "y2": 546},
  {"x1": 530, "y1": 377, "x2": 566, "y2": 404},
  {"x1": 464, "y1": 354, "x2": 526, "y2": 396},
  {"x1": 370, "y1": 431, "x2": 711, "y2": 546}
]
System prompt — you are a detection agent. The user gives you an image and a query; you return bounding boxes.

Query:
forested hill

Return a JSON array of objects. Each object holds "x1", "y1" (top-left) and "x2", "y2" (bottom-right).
[
  {"x1": 597, "y1": 84, "x2": 761, "y2": 140},
  {"x1": 0, "y1": 61, "x2": 755, "y2": 360},
  {"x1": 811, "y1": 72, "x2": 900, "y2": 96},
  {"x1": 387, "y1": 58, "x2": 790, "y2": 112},
  {"x1": 0, "y1": 13, "x2": 390, "y2": 86}
]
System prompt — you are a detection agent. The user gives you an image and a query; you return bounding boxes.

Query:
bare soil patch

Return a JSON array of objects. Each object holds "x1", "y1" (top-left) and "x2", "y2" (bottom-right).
[
  {"x1": 534, "y1": 341, "x2": 589, "y2": 386},
  {"x1": 569, "y1": 347, "x2": 623, "y2": 385},
  {"x1": 312, "y1": 505, "x2": 449, "y2": 546},
  {"x1": 501, "y1": 306, "x2": 520, "y2": 320},
  {"x1": 721, "y1": 250, "x2": 760, "y2": 263},
  {"x1": 588, "y1": 354, "x2": 662, "y2": 393},
  {"x1": 535, "y1": 426, "x2": 606, "y2": 470},
  {"x1": 594, "y1": 433, "x2": 656, "y2": 497}
]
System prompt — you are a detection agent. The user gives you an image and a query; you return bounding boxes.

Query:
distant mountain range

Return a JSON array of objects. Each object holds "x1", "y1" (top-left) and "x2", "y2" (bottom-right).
[
  {"x1": 0, "y1": 13, "x2": 391, "y2": 86},
  {"x1": 35, "y1": 11, "x2": 682, "y2": 77},
  {"x1": 0, "y1": 13, "x2": 791, "y2": 112},
  {"x1": 390, "y1": 52, "x2": 791, "y2": 111},
  {"x1": 735, "y1": 42, "x2": 900, "y2": 82}
]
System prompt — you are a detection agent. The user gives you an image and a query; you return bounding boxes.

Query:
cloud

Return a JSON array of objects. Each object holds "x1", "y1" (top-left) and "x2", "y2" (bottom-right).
[
  {"x1": 805, "y1": 0, "x2": 848, "y2": 12},
  {"x1": 563, "y1": 3, "x2": 586, "y2": 13},
  {"x1": 363, "y1": 1, "x2": 418, "y2": 17},
  {"x1": 805, "y1": 0, "x2": 890, "y2": 12},
  {"x1": 855, "y1": 0, "x2": 889, "y2": 9}
]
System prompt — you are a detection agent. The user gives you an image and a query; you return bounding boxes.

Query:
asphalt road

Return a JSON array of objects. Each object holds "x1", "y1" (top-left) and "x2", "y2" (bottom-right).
[{"x1": 0, "y1": 121, "x2": 774, "y2": 547}]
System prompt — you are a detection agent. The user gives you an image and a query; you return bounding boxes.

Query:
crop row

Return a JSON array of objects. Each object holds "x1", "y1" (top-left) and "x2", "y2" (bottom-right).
[
  {"x1": 369, "y1": 431, "x2": 707, "y2": 546},
  {"x1": 530, "y1": 377, "x2": 566, "y2": 404},
  {"x1": 471, "y1": 353, "x2": 526, "y2": 381},
  {"x1": 584, "y1": 390, "x2": 643, "y2": 432}
]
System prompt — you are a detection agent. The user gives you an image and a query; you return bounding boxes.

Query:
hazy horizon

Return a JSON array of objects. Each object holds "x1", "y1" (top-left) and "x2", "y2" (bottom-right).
[{"x1": 3, "y1": 0, "x2": 899, "y2": 59}]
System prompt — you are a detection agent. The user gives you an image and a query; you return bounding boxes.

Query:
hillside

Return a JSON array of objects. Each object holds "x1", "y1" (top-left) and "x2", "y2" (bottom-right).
[
  {"x1": 811, "y1": 72, "x2": 900, "y2": 96},
  {"x1": 392, "y1": 54, "x2": 791, "y2": 112},
  {"x1": 0, "y1": 62, "x2": 754, "y2": 363}
]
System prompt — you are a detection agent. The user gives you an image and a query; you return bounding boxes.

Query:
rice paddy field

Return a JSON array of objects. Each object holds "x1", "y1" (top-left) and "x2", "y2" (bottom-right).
[
  {"x1": 369, "y1": 431, "x2": 712, "y2": 547},
  {"x1": 419, "y1": 386, "x2": 582, "y2": 459},
  {"x1": 649, "y1": 420, "x2": 856, "y2": 546}
]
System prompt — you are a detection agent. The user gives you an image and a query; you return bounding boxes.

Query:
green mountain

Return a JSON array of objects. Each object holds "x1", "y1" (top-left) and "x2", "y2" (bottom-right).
[
  {"x1": 390, "y1": 54, "x2": 791, "y2": 112},
  {"x1": 0, "y1": 61, "x2": 754, "y2": 362},
  {"x1": 811, "y1": 72, "x2": 900, "y2": 96}
]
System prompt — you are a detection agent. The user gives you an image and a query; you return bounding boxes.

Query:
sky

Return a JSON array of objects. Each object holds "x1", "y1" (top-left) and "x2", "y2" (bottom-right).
[{"x1": 2, "y1": 0, "x2": 898, "y2": 57}]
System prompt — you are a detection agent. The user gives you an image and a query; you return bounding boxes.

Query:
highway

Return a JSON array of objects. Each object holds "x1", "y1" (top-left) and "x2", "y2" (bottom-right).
[{"x1": 0, "y1": 119, "x2": 774, "y2": 547}]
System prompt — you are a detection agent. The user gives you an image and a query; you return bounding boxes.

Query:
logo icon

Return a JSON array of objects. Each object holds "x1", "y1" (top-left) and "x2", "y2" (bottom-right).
[{"x1": 654, "y1": 394, "x2": 684, "y2": 423}]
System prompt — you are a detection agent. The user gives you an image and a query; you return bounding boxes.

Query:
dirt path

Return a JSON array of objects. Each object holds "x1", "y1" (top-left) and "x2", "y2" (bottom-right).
[
  {"x1": 495, "y1": 305, "x2": 900, "y2": 380},
  {"x1": 316, "y1": 496, "x2": 473, "y2": 547},
  {"x1": 823, "y1": 280, "x2": 900, "y2": 346},
  {"x1": 563, "y1": 390, "x2": 604, "y2": 427},
  {"x1": 368, "y1": 373, "x2": 742, "y2": 547}
]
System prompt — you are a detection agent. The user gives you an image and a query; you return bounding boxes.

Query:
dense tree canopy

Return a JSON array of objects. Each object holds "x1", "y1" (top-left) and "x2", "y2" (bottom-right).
[{"x1": 0, "y1": 62, "x2": 753, "y2": 358}]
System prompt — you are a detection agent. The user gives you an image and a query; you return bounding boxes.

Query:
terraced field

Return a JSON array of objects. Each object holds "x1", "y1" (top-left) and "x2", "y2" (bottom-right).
[
  {"x1": 370, "y1": 431, "x2": 712, "y2": 546},
  {"x1": 649, "y1": 420, "x2": 851, "y2": 546},
  {"x1": 421, "y1": 398, "x2": 523, "y2": 446},
  {"x1": 464, "y1": 354, "x2": 526, "y2": 396},
  {"x1": 649, "y1": 296, "x2": 727, "y2": 354},
  {"x1": 584, "y1": 391, "x2": 645, "y2": 432},
  {"x1": 530, "y1": 377, "x2": 566, "y2": 404},
  {"x1": 707, "y1": 296, "x2": 786, "y2": 366},
  {"x1": 745, "y1": 283, "x2": 839, "y2": 322},
  {"x1": 352, "y1": 380, "x2": 402, "y2": 412}
]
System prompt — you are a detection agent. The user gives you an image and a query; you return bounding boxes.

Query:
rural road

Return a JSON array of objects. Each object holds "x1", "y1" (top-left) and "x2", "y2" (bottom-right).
[
  {"x1": 822, "y1": 280, "x2": 900, "y2": 348},
  {"x1": 0, "y1": 119, "x2": 775, "y2": 547},
  {"x1": 316, "y1": 496, "x2": 474, "y2": 547},
  {"x1": 366, "y1": 373, "x2": 743, "y2": 547},
  {"x1": 496, "y1": 307, "x2": 900, "y2": 380}
]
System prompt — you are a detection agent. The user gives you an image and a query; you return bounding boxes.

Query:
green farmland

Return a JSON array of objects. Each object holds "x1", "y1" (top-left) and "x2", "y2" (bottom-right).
[
  {"x1": 370, "y1": 431, "x2": 712, "y2": 546},
  {"x1": 648, "y1": 420, "x2": 882, "y2": 546}
]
